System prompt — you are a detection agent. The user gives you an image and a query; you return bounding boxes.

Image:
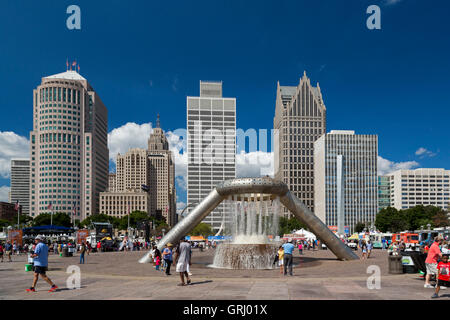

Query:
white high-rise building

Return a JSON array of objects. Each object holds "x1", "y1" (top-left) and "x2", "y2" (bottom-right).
[
  {"x1": 386, "y1": 168, "x2": 450, "y2": 210},
  {"x1": 187, "y1": 81, "x2": 236, "y2": 232},
  {"x1": 29, "y1": 70, "x2": 109, "y2": 221},
  {"x1": 10, "y1": 159, "x2": 30, "y2": 215},
  {"x1": 314, "y1": 130, "x2": 378, "y2": 233}
]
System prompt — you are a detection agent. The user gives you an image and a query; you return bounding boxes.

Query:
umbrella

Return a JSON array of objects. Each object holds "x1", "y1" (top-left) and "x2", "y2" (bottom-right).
[
  {"x1": 348, "y1": 233, "x2": 359, "y2": 240},
  {"x1": 101, "y1": 237, "x2": 112, "y2": 241}
]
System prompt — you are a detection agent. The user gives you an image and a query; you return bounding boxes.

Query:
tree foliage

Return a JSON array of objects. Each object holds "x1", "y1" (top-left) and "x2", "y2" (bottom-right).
[
  {"x1": 189, "y1": 223, "x2": 213, "y2": 237},
  {"x1": 354, "y1": 221, "x2": 367, "y2": 233},
  {"x1": 375, "y1": 205, "x2": 448, "y2": 232},
  {"x1": 278, "y1": 216, "x2": 308, "y2": 236},
  {"x1": 32, "y1": 212, "x2": 72, "y2": 227}
]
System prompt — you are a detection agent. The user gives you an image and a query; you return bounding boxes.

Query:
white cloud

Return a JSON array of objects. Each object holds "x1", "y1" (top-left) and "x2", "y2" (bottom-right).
[
  {"x1": 378, "y1": 156, "x2": 419, "y2": 175},
  {"x1": 415, "y1": 147, "x2": 436, "y2": 158},
  {"x1": 0, "y1": 131, "x2": 30, "y2": 178},
  {"x1": 0, "y1": 186, "x2": 10, "y2": 202},
  {"x1": 236, "y1": 151, "x2": 274, "y2": 178},
  {"x1": 176, "y1": 201, "x2": 186, "y2": 214},
  {"x1": 107, "y1": 122, "x2": 153, "y2": 162}
]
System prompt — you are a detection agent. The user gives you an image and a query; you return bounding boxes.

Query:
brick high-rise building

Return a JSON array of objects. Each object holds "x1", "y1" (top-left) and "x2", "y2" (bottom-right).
[
  {"x1": 274, "y1": 71, "x2": 326, "y2": 216},
  {"x1": 29, "y1": 70, "x2": 109, "y2": 220}
]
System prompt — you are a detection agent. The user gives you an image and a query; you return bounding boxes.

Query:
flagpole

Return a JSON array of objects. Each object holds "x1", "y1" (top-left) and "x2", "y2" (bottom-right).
[
  {"x1": 51, "y1": 205, "x2": 53, "y2": 226},
  {"x1": 17, "y1": 202, "x2": 20, "y2": 228}
]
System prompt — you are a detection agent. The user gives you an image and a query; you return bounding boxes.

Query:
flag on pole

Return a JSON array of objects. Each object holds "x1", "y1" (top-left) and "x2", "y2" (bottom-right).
[
  {"x1": 47, "y1": 202, "x2": 52, "y2": 210},
  {"x1": 66, "y1": 59, "x2": 69, "y2": 70},
  {"x1": 72, "y1": 202, "x2": 76, "y2": 216},
  {"x1": 14, "y1": 200, "x2": 20, "y2": 211},
  {"x1": 78, "y1": 65, "x2": 80, "y2": 73},
  {"x1": 72, "y1": 61, "x2": 77, "y2": 67}
]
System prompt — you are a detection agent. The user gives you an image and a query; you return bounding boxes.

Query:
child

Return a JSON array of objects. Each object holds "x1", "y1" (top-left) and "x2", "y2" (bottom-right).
[
  {"x1": 155, "y1": 255, "x2": 161, "y2": 271},
  {"x1": 432, "y1": 254, "x2": 450, "y2": 298},
  {"x1": 278, "y1": 246, "x2": 284, "y2": 274},
  {"x1": 298, "y1": 242, "x2": 303, "y2": 255}
]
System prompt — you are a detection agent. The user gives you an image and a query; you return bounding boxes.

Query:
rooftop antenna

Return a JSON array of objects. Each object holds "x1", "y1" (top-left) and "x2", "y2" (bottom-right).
[{"x1": 156, "y1": 114, "x2": 160, "y2": 128}]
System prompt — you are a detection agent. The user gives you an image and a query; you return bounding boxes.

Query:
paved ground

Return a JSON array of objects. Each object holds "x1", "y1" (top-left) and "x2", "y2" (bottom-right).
[{"x1": 0, "y1": 247, "x2": 448, "y2": 300}]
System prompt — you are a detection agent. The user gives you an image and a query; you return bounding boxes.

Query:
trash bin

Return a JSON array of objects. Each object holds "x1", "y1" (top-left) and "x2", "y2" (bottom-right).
[
  {"x1": 388, "y1": 255, "x2": 403, "y2": 274},
  {"x1": 62, "y1": 247, "x2": 69, "y2": 257},
  {"x1": 401, "y1": 251, "x2": 418, "y2": 274}
]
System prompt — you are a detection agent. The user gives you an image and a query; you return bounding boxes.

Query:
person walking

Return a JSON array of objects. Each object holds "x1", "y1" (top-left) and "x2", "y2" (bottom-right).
[
  {"x1": 5, "y1": 241, "x2": 12, "y2": 262},
  {"x1": 282, "y1": 240, "x2": 295, "y2": 276},
  {"x1": 298, "y1": 241, "x2": 303, "y2": 255},
  {"x1": 162, "y1": 243, "x2": 173, "y2": 276},
  {"x1": 79, "y1": 242, "x2": 86, "y2": 264},
  {"x1": 26, "y1": 236, "x2": 58, "y2": 293},
  {"x1": 0, "y1": 242, "x2": 4, "y2": 262},
  {"x1": 432, "y1": 254, "x2": 450, "y2": 298},
  {"x1": 96, "y1": 241, "x2": 101, "y2": 253},
  {"x1": 277, "y1": 246, "x2": 284, "y2": 274},
  {"x1": 175, "y1": 239, "x2": 192, "y2": 286},
  {"x1": 424, "y1": 236, "x2": 444, "y2": 288},
  {"x1": 361, "y1": 241, "x2": 367, "y2": 260},
  {"x1": 367, "y1": 240, "x2": 373, "y2": 258}
]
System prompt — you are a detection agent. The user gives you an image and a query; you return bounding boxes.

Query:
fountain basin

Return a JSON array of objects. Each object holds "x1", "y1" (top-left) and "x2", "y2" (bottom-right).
[{"x1": 212, "y1": 243, "x2": 279, "y2": 269}]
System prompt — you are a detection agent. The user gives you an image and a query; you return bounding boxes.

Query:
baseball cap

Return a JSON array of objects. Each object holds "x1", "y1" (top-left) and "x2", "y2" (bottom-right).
[{"x1": 35, "y1": 235, "x2": 44, "y2": 241}]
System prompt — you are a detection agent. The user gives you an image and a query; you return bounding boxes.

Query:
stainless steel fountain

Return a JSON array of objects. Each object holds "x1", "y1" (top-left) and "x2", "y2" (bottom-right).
[{"x1": 139, "y1": 177, "x2": 358, "y2": 265}]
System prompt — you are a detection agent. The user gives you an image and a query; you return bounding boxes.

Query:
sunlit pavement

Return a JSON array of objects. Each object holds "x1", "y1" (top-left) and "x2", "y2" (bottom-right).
[{"x1": 1, "y1": 248, "x2": 448, "y2": 300}]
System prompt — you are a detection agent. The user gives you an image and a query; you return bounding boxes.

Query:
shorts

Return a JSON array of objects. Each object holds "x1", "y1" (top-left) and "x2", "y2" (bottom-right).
[
  {"x1": 176, "y1": 262, "x2": 188, "y2": 273},
  {"x1": 5, "y1": 251, "x2": 11, "y2": 256},
  {"x1": 426, "y1": 263, "x2": 438, "y2": 275},
  {"x1": 438, "y1": 279, "x2": 450, "y2": 287},
  {"x1": 278, "y1": 260, "x2": 284, "y2": 266},
  {"x1": 33, "y1": 266, "x2": 48, "y2": 274}
]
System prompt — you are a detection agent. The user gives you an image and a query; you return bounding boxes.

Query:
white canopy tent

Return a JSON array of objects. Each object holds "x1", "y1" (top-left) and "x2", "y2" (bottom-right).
[{"x1": 293, "y1": 229, "x2": 317, "y2": 240}]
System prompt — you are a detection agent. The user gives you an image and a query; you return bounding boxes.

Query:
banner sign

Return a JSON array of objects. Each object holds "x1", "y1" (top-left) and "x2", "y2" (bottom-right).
[
  {"x1": 8, "y1": 229, "x2": 23, "y2": 246},
  {"x1": 76, "y1": 229, "x2": 89, "y2": 244}
]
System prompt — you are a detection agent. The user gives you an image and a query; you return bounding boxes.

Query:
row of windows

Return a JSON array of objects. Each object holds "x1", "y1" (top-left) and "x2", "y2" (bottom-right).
[{"x1": 40, "y1": 87, "x2": 81, "y2": 104}]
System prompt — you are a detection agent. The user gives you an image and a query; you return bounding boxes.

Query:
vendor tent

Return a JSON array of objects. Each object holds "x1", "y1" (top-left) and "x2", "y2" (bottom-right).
[
  {"x1": 22, "y1": 225, "x2": 75, "y2": 235},
  {"x1": 293, "y1": 229, "x2": 317, "y2": 240},
  {"x1": 348, "y1": 233, "x2": 359, "y2": 240}
]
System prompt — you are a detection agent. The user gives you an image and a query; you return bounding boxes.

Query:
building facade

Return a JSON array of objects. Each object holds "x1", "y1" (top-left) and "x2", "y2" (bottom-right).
[
  {"x1": 378, "y1": 176, "x2": 391, "y2": 211},
  {"x1": 386, "y1": 168, "x2": 450, "y2": 210},
  {"x1": 187, "y1": 81, "x2": 236, "y2": 232},
  {"x1": 10, "y1": 159, "x2": 30, "y2": 215},
  {"x1": 100, "y1": 117, "x2": 176, "y2": 225},
  {"x1": 314, "y1": 130, "x2": 378, "y2": 233},
  {"x1": 29, "y1": 70, "x2": 109, "y2": 221},
  {"x1": 147, "y1": 116, "x2": 176, "y2": 225},
  {"x1": 274, "y1": 72, "x2": 326, "y2": 216},
  {"x1": 0, "y1": 202, "x2": 17, "y2": 221}
]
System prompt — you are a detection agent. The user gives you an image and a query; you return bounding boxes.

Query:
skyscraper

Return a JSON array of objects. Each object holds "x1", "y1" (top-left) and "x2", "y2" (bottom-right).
[
  {"x1": 314, "y1": 130, "x2": 378, "y2": 233},
  {"x1": 147, "y1": 115, "x2": 176, "y2": 226},
  {"x1": 10, "y1": 159, "x2": 30, "y2": 215},
  {"x1": 100, "y1": 116, "x2": 176, "y2": 225},
  {"x1": 29, "y1": 70, "x2": 109, "y2": 221},
  {"x1": 187, "y1": 81, "x2": 236, "y2": 232},
  {"x1": 274, "y1": 72, "x2": 326, "y2": 215}
]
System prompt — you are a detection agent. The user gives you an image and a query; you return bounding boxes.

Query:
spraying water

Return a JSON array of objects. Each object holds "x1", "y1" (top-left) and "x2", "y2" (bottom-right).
[{"x1": 212, "y1": 195, "x2": 281, "y2": 269}]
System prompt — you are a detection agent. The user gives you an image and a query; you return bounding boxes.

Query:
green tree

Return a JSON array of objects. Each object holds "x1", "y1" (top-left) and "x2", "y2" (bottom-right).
[
  {"x1": 0, "y1": 219, "x2": 10, "y2": 228},
  {"x1": 278, "y1": 216, "x2": 308, "y2": 236},
  {"x1": 375, "y1": 207, "x2": 408, "y2": 232},
  {"x1": 12, "y1": 213, "x2": 33, "y2": 227},
  {"x1": 432, "y1": 209, "x2": 450, "y2": 227},
  {"x1": 80, "y1": 214, "x2": 117, "y2": 228},
  {"x1": 354, "y1": 221, "x2": 367, "y2": 233},
  {"x1": 189, "y1": 223, "x2": 213, "y2": 237}
]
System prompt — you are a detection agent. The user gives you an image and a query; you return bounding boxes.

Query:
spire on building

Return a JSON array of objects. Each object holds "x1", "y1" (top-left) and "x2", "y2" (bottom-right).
[{"x1": 156, "y1": 114, "x2": 160, "y2": 128}]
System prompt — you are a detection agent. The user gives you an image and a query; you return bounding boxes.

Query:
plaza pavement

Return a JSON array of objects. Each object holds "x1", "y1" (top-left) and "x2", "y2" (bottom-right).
[{"x1": 0, "y1": 247, "x2": 448, "y2": 300}]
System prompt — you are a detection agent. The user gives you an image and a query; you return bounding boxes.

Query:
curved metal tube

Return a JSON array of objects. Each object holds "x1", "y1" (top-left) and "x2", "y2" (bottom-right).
[
  {"x1": 139, "y1": 177, "x2": 358, "y2": 263},
  {"x1": 279, "y1": 191, "x2": 358, "y2": 261},
  {"x1": 139, "y1": 189, "x2": 223, "y2": 263}
]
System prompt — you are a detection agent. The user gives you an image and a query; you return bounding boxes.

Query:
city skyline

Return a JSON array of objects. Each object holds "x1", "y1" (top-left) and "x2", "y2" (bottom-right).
[{"x1": 0, "y1": 1, "x2": 449, "y2": 215}]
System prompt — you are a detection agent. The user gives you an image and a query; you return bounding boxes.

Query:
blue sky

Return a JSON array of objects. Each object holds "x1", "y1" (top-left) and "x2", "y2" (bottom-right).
[{"x1": 0, "y1": 0, "x2": 449, "y2": 209}]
